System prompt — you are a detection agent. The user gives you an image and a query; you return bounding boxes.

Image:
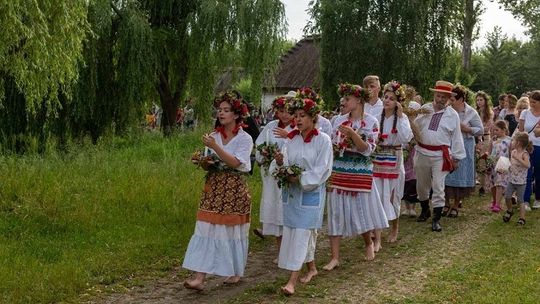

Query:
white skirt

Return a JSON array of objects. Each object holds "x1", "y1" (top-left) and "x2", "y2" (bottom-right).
[
  {"x1": 259, "y1": 168, "x2": 283, "y2": 236},
  {"x1": 278, "y1": 227, "x2": 317, "y2": 271},
  {"x1": 326, "y1": 186, "x2": 389, "y2": 236},
  {"x1": 374, "y1": 169, "x2": 405, "y2": 221},
  {"x1": 182, "y1": 221, "x2": 249, "y2": 277}
]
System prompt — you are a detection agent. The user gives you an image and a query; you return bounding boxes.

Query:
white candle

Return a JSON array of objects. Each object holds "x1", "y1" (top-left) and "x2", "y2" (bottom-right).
[
  {"x1": 204, "y1": 146, "x2": 209, "y2": 157},
  {"x1": 266, "y1": 128, "x2": 270, "y2": 144}
]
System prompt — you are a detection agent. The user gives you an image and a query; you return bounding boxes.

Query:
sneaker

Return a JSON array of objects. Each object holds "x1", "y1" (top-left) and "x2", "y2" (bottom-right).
[
  {"x1": 524, "y1": 203, "x2": 532, "y2": 212},
  {"x1": 401, "y1": 209, "x2": 410, "y2": 217},
  {"x1": 409, "y1": 209, "x2": 417, "y2": 217},
  {"x1": 533, "y1": 201, "x2": 540, "y2": 209}
]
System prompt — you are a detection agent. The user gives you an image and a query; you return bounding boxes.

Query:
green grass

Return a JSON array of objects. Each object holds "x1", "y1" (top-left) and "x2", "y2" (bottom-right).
[{"x1": 0, "y1": 130, "x2": 262, "y2": 303}]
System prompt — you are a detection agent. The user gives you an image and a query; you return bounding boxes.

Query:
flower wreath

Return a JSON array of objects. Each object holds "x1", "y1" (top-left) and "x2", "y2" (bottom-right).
[
  {"x1": 337, "y1": 83, "x2": 370, "y2": 101},
  {"x1": 214, "y1": 91, "x2": 250, "y2": 117},
  {"x1": 287, "y1": 97, "x2": 320, "y2": 117},
  {"x1": 296, "y1": 87, "x2": 324, "y2": 106},
  {"x1": 272, "y1": 96, "x2": 289, "y2": 111},
  {"x1": 383, "y1": 80, "x2": 406, "y2": 103}
]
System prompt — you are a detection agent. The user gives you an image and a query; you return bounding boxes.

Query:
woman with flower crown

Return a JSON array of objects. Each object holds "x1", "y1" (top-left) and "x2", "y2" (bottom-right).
[
  {"x1": 253, "y1": 95, "x2": 296, "y2": 262},
  {"x1": 323, "y1": 83, "x2": 389, "y2": 270},
  {"x1": 182, "y1": 91, "x2": 254, "y2": 291},
  {"x1": 273, "y1": 95, "x2": 333, "y2": 296},
  {"x1": 372, "y1": 81, "x2": 413, "y2": 244}
]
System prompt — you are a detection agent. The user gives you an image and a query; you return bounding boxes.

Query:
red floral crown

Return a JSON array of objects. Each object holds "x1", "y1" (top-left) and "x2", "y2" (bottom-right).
[
  {"x1": 214, "y1": 91, "x2": 249, "y2": 117},
  {"x1": 287, "y1": 97, "x2": 320, "y2": 117},
  {"x1": 383, "y1": 81, "x2": 406, "y2": 103},
  {"x1": 337, "y1": 83, "x2": 370, "y2": 100},
  {"x1": 272, "y1": 96, "x2": 290, "y2": 111},
  {"x1": 296, "y1": 87, "x2": 324, "y2": 106}
]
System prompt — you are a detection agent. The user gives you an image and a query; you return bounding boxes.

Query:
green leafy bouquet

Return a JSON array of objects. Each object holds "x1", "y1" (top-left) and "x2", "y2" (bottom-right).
[{"x1": 272, "y1": 165, "x2": 303, "y2": 188}]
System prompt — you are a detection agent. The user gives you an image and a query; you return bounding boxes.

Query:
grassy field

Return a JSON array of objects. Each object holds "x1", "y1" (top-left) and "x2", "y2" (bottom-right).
[
  {"x1": 0, "y1": 130, "x2": 262, "y2": 303},
  {"x1": 2, "y1": 129, "x2": 540, "y2": 303}
]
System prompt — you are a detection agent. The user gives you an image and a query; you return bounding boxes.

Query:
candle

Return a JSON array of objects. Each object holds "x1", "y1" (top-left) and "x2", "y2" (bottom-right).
[
  {"x1": 266, "y1": 128, "x2": 270, "y2": 144},
  {"x1": 204, "y1": 146, "x2": 209, "y2": 157}
]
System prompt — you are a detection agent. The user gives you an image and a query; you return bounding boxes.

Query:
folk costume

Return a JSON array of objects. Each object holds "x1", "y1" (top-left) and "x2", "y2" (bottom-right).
[
  {"x1": 414, "y1": 81, "x2": 466, "y2": 231},
  {"x1": 373, "y1": 82, "x2": 413, "y2": 221},
  {"x1": 327, "y1": 113, "x2": 389, "y2": 236},
  {"x1": 277, "y1": 127, "x2": 333, "y2": 271},
  {"x1": 183, "y1": 93, "x2": 254, "y2": 278},
  {"x1": 255, "y1": 118, "x2": 295, "y2": 236},
  {"x1": 445, "y1": 102, "x2": 484, "y2": 199}
]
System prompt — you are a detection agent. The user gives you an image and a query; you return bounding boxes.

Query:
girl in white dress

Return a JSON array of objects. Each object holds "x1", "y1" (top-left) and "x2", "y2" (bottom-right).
[
  {"x1": 323, "y1": 83, "x2": 389, "y2": 271},
  {"x1": 274, "y1": 96, "x2": 333, "y2": 296},
  {"x1": 254, "y1": 95, "x2": 295, "y2": 261},
  {"x1": 182, "y1": 92, "x2": 254, "y2": 290},
  {"x1": 372, "y1": 81, "x2": 413, "y2": 244}
]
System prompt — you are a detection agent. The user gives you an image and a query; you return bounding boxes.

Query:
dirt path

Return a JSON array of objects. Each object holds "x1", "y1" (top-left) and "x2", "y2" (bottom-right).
[{"x1": 92, "y1": 200, "x2": 495, "y2": 303}]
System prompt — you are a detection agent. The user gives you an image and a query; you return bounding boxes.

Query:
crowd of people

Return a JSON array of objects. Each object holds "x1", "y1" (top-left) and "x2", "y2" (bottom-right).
[{"x1": 181, "y1": 75, "x2": 540, "y2": 296}]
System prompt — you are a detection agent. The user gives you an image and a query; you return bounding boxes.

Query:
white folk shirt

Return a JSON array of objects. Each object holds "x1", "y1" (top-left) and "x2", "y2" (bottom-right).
[
  {"x1": 520, "y1": 109, "x2": 540, "y2": 146},
  {"x1": 456, "y1": 103, "x2": 484, "y2": 139},
  {"x1": 365, "y1": 98, "x2": 383, "y2": 118},
  {"x1": 414, "y1": 103, "x2": 466, "y2": 160},
  {"x1": 208, "y1": 129, "x2": 254, "y2": 172},
  {"x1": 317, "y1": 114, "x2": 333, "y2": 137}
]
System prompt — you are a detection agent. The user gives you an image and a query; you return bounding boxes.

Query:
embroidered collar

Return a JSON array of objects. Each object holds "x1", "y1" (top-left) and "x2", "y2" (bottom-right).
[
  {"x1": 278, "y1": 119, "x2": 296, "y2": 129},
  {"x1": 215, "y1": 124, "x2": 245, "y2": 139},
  {"x1": 287, "y1": 128, "x2": 319, "y2": 143}
]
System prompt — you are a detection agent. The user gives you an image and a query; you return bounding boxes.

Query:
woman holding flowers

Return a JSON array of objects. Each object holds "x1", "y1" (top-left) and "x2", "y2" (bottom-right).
[
  {"x1": 323, "y1": 83, "x2": 389, "y2": 270},
  {"x1": 253, "y1": 95, "x2": 296, "y2": 260},
  {"x1": 182, "y1": 92, "x2": 254, "y2": 290},
  {"x1": 373, "y1": 81, "x2": 413, "y2": 243},
  {"x1": 273, "y1": 96, "x2": 333, "y2": 296}
]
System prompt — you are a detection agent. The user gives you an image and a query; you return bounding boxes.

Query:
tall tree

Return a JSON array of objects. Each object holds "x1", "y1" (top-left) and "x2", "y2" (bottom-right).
[
  {"x1": 307, "y1": 0, "x2": 462, "y2": 105},
  {"x1": 458, "y1": 0, "x2": 484, "y2": 71}
]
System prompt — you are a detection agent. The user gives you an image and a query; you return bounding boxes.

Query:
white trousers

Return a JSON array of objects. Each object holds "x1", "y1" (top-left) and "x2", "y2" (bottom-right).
[{"x1": 414, "y1": 153, "x2": 449, "y2": 208}]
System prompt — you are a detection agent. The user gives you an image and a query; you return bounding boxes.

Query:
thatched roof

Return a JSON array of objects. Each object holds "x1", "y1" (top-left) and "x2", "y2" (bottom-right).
[
  {"x1": 271, "y1": 36, "x2": 319, "y2": 91},
  {"x1": 214, "y1": 36, "x2": 320, "y2": 93}
]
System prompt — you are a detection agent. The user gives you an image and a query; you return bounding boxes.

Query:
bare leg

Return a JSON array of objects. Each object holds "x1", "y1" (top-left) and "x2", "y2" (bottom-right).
[
  {"x1": 300, "y1": 261, "x2": 318, "y2": 283},
  {"x1": 388, "y1": 219, "x2": 399, "y2": 243},
  {"x1": 273, "y1": 236, "x2": 282, "y2": 264},
  {"x1": 373, "y1": 229, "x2": 382, "y2": 252},
  {"x1": 184, "y1": 272, "x2": 206, "y2": 290},
  {"x1": 520, "y1": 203, "x2": 526, "y2": 221},
  {"x1": 281, "y1": 271, "x2": 300, "y2": 295},
  {"x1": 322, "y1": 236, "x2": 341, "y2": 271},
  {"x1": 362, "y1": 232, "x2": 375, "y2": 261}
]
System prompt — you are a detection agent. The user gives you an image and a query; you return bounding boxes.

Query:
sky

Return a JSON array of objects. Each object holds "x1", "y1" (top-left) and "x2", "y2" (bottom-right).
[{"x1": 281, "y1": 0, "x2": 529, "y2": 49}]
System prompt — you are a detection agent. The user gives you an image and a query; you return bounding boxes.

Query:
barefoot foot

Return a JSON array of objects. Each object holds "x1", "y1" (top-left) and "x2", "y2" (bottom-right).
[
  {"x1": 322, "y1": 259, "x2": 340, "y2": 271},
  {"x1": 364, "y1": 242, "x2": 375, "y2": 261},
  {"x1": 387, "y1": 229, "x2": 398, "y2": 243},
  {"x1": 183, "y1": 280, "x2": 204, "y2": 291},
  {"x1": 281, "y1": 285, "x2": 295, "y2": 296},
  {"x1": 373, "y1": 239, "x2": 382, "y2": 252},
  {"x1": 299, "y1": 269, "x2": 318, "y2": 284},
  {"x1": 223, "y1": 276, "x2": 241, "y2": 284}
]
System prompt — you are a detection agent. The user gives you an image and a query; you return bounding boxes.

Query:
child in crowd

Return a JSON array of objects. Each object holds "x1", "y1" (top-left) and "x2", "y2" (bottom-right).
[
  {"x1": 503, "y1": 132, "x2": 532, "y2": 225},
  {"x1": 489, "y1": 120, "x2": 511, "y2": 213}
]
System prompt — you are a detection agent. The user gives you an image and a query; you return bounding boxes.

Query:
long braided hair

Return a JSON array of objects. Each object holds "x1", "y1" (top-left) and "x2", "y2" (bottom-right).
[
  {"x1": 379, "y1": 81, "x2": 405, "y2": 141},
  {"x1": 379, "y1": 106, "x2": 398, "y2": 141}
]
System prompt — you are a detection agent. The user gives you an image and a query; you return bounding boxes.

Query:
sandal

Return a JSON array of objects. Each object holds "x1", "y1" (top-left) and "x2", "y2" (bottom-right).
[
  {"x1": 517, "y1": 218, "x2": 526, "y2": 225},
  {"x1": 447, "y1": 208, "x2": 459, "y2": 218},
  {"x1": 441, "y1": 206, "x2": 450, "y2": 217},
  {"x1": 503, "y1": 210, "x2": 513, "y2": 223}
]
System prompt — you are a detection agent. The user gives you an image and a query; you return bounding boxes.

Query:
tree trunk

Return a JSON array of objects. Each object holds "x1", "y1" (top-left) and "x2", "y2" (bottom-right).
[
  {"x1": 462, "y1": 0, "x2": 474, "y2": 71},
  {"x1": 157, "y1": 71, "x2": 180, "y2": 136}
]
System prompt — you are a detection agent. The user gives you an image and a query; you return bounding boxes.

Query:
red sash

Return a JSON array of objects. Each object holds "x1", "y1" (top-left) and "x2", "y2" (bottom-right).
[{"x1": 418, "y1": 142, "x2": 454, "y2": 172}]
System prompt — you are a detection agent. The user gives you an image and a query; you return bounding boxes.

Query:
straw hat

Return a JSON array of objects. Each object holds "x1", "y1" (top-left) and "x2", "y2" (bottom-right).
[{"x1": 429, "y1": 80, "x2": 456, "y2": 96}]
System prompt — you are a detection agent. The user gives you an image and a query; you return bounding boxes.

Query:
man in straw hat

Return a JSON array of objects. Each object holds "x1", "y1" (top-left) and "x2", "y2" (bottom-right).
[{"x1": 412, "y1": 80, "x2": 465, "y2": 232}]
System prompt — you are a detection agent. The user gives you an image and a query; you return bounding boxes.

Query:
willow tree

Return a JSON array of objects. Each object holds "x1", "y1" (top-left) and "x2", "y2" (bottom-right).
[
  {"x1": 307, "y1": 0, "x2": 461, "y2": 104},
  {"x1": 0, "y1": 1, "x2": 89, "y2": 151},
  {"x1": 107, "y1": 0, "x2": 287, "y2": 134}
]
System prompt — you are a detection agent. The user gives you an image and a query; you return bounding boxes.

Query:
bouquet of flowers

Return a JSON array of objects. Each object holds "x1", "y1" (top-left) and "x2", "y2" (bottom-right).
[
  {"x1": 191, "y1": 150, "x2": 227, "y2": 171},
  {"x1": 256, "y1": 142, "x2": 279, "y2": 171},
  {"x1": 475, "y1": 151, "x2": 495, "y2": 174},
  {"x1": 272, "y1": 165, "x2": 303, "y2": 188}
]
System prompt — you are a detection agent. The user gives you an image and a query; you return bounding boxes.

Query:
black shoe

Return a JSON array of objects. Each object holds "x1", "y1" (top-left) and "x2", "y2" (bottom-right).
[
  {"x1": 479, "y1": 187, "x2": 485, "y2": 196},
  {"x1": 432, "y1": 219, "x2": 442, "y2": 232},
  {"x1": 416, "y1": 209, "x2": 431, "y2": 222}
]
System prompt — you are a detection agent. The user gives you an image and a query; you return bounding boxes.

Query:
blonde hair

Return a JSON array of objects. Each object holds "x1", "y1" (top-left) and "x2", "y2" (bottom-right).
[
  {"x1": 516, "y1": 97, "x2": 530, "y2": 111},
  {"x1": 363, "y1": 75, "x2": 380, "y2": 87},
  {"x1": 514, "y1": 132, "x2": 533, "y2": 153}
]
